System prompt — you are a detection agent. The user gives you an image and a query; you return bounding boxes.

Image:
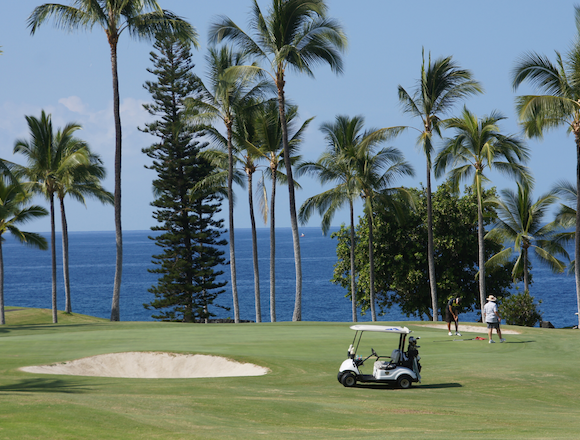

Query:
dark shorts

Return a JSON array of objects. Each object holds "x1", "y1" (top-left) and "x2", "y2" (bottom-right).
[
  {"x1": 445, "y1": 311, "x2": 455, "y2": 323},
  {"x1": 487, "y1": 322, "x2": 500, "y2": 329}
]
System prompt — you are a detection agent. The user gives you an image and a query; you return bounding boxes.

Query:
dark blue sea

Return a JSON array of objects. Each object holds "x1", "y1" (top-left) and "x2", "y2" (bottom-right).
[{"x1": 3, "y1": 228, "x2": 578, "y2": 328}]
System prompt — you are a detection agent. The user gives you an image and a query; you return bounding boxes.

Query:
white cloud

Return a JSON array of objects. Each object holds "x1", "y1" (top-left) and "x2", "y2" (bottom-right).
[{"x1": 58, "y1": 95, "x2": 86, "y2": 114}]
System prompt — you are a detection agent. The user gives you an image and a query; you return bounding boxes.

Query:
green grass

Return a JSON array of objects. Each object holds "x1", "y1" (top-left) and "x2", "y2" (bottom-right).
[{"x1": 1, "y1": 308, "x2": 579, "y2": 439}]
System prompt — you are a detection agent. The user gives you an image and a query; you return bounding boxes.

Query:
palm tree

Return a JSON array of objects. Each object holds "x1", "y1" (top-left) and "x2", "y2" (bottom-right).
[
  {"x1": 55, "y1": 144, "x2": 113, "y2": 314},
  {"x1": 486, "y1": 182, "x2": 569, "y2": 292},
  {"x1": 28, "y1": 0, "x2": 197, "y2": 322},
  {"x1": 240, "y1": 140, "x2": 263, "y2": 323},
  {"x1": 210, "y1": 0, "x2": 347, "y2": 321},
  {"x1": 552, "y1": 180, "x2": 577, "y2": 245},
  {"x1": 0, "y1": 175, "x2": 48, "y2": 325},
  {"x1": 297, "y1": 115, "x2": 361, "y2": 322},
  {"x1": 186, "y1": 46, "x2": 269, "y2": 323},
  {"x1": 512, "y1": 6, "x2": 580, "y2": 327},
  {"x1": 195, "y1": 107, "x2": 263, "y2": 324},
  {"x1": 398, "y1": 50, "x2": 482, "y2": 321},
  {"x1": 549, "y1": 181, "x2": 579, "y2": 275},
  {"x1": 13, "y1": 111, "x2": 91, "y2": 324},
  {"x1": 299, "y1": 115, "x2": 413, "y2": 321},
  {"x1": 434, "y1": 106, "x2": 531, "y2": 315},
  {"x1": 244, "y1": 100, "x2": 311, "y2": 322}
]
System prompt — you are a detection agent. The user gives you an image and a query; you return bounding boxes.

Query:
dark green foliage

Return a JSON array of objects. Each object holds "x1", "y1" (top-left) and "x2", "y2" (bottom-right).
[
  {"x1": 332, "y1": 180, "x2": 513, "y2": 320},
  {"x1": 141, "y1": 34, "x2": 226, "y2": 322},
  {"x1": 501, "y1": 291, "x2": 542, "y2": 327}
]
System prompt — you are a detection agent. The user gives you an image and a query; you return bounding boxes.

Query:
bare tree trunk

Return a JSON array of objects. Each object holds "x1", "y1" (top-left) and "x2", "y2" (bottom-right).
[
  {"x1": 0, "y1": 240, "x2": 4, "y2": 325},
  {"x1": 477, "y1": 194, "x2": 486, "y2": 315},
  {"x1": 368, "y1": 208, "x2": 376, "y2": 322},
  {"x1": 575, "y1": 132, "x2": 580, "y2": 328},
  {"x1": 60, "y1": 197, "x2": 72, "y2": 314},
  {"x1": 270, "y1": 167, "x2": 277, "y2": 322},
  {"x1": 349, "y1": 200, "x2": 357, "y2": 322},
  {"x1": 226, "y1": 122, "x2": 239, "y2": 323},
  {"x1": 276, "y1": 71, "x2": 302, "y2": 321},
  {"x1": 248, "y1": 171, "x2": 261, "y2": 323},
  {"x1": 523, "y1": 246, "x2": 529, "y2": 293},
  {"x1": 110, "y1": 42, "x2": 123, "y2": 322},
  {"x1": 50, "y1": 195, "x2": 58, "y2": 324},
  {"x1": 426, "y1": 163, "x2": 438, "y2": 321}
]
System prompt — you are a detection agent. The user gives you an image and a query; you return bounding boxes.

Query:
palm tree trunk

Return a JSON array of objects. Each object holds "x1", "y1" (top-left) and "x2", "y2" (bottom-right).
[
  {"x1": 368, "y1": 208, "x2": 376, "y2": 322},
  {"x1": 226, "y1": 122, "x2": 239, "y2": 323},
  {"x1": 248, "y1": 171, "x2": 261, "y2": 323},
  {"x1": 0, "y1": 240, "x2": 4, "y2": 325},
  {"x1": 426, "y1": 163, "x2": 438, "y2": 321},
  {"x1": 110, "y1": 41, "x2": 123, "y2": 322},
  {"x1": 276, "y1": 71, "x2": 302, "y2": 321},
  {"x1": 60, "y1": 197, "x2": 72, "y2": 314},
  {"x1": 477, "y1": 194, "x2": 486, "y2": 315},
  {"x1": 575, "y1": 132, "x2": 580, "y2": 328},
  {"x1": 523, "y1": 246, "x2": 529, "y2": 292},
  {"x1": 50, "y1": 194, "x2": 57, "y2": 324},
  {"x1": 349, "y1": 200, "x2": 357, "y2": 322},
  {"x1": 270, "y1": 167, "x2": 277, "y2": 322}
]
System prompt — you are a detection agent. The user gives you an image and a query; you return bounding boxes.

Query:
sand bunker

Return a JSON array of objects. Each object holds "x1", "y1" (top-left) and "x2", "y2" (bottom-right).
[
  {"x1": 19, "y1": 352, "x2": 270, "y2": 379},
  {"x1": 417, "y1": 324, "x2": 520, "y2": 334}
]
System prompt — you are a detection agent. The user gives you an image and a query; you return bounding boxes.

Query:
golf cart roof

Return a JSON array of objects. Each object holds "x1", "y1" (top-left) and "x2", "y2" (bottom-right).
[{"x1": 350, "y1": 325, "x2": 411, "y2": 334}]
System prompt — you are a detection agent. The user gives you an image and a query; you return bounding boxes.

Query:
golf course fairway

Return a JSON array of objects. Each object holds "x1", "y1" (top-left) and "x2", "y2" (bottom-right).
[{"x1": 1, "y1": 307, "x2": 579, "y2": 439}]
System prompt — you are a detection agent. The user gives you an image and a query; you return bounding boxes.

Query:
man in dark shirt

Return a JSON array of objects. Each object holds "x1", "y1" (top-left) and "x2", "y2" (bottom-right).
[{"x1": 445, "y1": 297, "x2": 461, "y2": 336}]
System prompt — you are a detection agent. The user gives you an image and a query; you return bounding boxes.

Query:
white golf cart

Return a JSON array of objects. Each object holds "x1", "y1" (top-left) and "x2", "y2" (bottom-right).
[{"x1": 337, "y1": 325, "x2": 421, "y2": 389}]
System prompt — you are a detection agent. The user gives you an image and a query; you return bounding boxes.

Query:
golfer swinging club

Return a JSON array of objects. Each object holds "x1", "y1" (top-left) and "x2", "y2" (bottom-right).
[{"x1": 446, "y1": 296, "x2": 461, "y2": 336}]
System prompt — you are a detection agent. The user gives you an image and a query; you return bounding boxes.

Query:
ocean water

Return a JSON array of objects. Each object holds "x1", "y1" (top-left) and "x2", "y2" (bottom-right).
[{"x1": 2, "y1": 228, "x2": 578, "y2": 327}]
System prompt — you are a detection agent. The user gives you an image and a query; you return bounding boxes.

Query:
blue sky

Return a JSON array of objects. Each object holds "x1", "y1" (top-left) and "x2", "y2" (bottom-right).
[{"x1": 0, "y1": 0, "x2": 578, "y2": 232}]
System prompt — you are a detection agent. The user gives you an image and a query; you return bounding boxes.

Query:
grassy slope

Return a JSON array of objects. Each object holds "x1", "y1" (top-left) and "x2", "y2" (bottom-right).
[{"x1": 1, "y1": 308, "x2": 579, "y2": 439}]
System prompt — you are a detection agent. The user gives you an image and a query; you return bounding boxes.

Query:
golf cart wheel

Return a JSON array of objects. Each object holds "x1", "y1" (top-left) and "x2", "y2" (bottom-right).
[
  {"x1": 341, "y1": 372, "x2": 357, "y2": 387},
  {"x1": 397, "y1": 375, "x2": 412, "y2": 389},
  {"x1": 337, "y1": 372, "x2": 345, "y2": 383}
]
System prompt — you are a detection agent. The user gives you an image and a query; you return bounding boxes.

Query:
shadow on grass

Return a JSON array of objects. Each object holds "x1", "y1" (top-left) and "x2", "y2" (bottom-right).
[
  {"x1": 0, "y1": 323, "x2": 109, "y2": 335},
  {"x1": 503, "y1": 340, "x2": 535, "y2": 344},
  {"x1": 353, "y1": 382, "x2": 462, "y2": 390},
  {"x1": 0, "y1": 378, "x2": 90, "y2": 394},
  {"x1": 414, "y1": 382, "x2": 462, "y2": 389}
]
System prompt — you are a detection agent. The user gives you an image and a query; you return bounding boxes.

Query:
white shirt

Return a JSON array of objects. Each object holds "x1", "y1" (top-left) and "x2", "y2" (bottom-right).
[{"x1": 483, "y1": 301, "x2": 498, "y2": 323}]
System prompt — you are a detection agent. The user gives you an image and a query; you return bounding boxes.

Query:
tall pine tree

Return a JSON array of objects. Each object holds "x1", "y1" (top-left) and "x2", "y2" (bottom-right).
[{"x1": 142, "y1": 33, "x2": 227, "y2": 322}]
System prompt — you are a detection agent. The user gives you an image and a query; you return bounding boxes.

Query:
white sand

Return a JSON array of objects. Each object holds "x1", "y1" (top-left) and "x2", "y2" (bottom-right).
[
  {"x1": 19, "y1": 352, "x2": 270, "y2": 379},
  {"x1": 416, "y1": 324, "x2": 520, "y2": 334}
]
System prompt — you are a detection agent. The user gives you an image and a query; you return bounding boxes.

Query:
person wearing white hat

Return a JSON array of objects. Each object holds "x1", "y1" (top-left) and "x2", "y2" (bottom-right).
[{"x1": 483, "y1": 295, "x2": 505, "y2": 343}]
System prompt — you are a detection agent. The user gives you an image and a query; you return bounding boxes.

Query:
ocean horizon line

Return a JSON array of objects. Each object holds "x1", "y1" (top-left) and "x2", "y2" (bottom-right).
[{"x1": 30, "y1": 226, "x2": 342, "y2": 235}]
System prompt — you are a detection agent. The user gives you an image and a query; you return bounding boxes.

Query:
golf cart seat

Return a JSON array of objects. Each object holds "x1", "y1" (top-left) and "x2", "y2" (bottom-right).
[
  {"x1": 374, "y1": 360, "x2": 397, "y2": 370},
  {"x1": 374, "y1": 349, "x2": 404, "y2": 371},
  {"x1": 391, "y1": 349, "x2": 402, "y2": 363}
]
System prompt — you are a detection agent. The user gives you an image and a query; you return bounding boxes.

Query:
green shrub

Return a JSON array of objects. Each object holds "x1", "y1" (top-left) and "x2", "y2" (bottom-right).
[{"x1": 501, "y1": 291, "x2": 542, "y2": 327}]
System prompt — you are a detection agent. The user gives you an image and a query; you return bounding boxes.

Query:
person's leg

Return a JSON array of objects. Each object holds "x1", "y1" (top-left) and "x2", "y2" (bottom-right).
[
  {"x1": 446, "y1": 312, "x2": 452, "y2": 335},
  {"x1": 488, "y1": 326, "x2": 493, "y2": 341},
  {"x1": 498, "y1": 325, "x2": 504, "y2": 342}
]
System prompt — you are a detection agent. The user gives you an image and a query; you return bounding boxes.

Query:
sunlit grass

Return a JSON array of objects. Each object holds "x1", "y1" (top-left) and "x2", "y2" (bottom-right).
[{"x1": 1, "y1": 310, "x2": 579, "y2": 439}]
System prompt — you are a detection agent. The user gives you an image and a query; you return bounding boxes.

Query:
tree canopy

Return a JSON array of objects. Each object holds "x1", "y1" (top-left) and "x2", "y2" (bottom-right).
[{"x1": 332, "y1": 181, "x2": 513, "y2": 320}]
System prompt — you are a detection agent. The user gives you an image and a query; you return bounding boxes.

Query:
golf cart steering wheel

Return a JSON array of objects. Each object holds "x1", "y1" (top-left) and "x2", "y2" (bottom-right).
[{"x1": 371, "y1": 348, "x2": 378, "y2": 357}]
